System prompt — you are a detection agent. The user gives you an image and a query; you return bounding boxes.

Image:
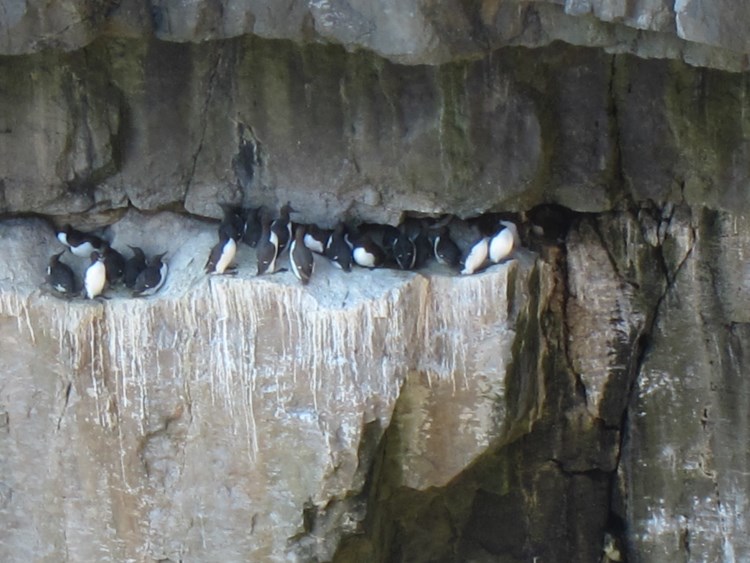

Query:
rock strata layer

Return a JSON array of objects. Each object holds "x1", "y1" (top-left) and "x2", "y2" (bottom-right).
[
  {"x1": 1, "y1": 0, "x2": 749, "y2": 71},
  {"x1": 2, "y1": 40, "x2": 750, "y2": 223}
]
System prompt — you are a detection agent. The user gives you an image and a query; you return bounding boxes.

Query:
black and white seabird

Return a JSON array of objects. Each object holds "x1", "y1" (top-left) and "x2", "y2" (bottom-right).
[
  {"x1": 242, "y1": 206, "x2": 262, "y2": 248},
  {"x1": 351, "y1": 234, "x2": 385, "y2": 269},
  {"x1": 102, "y1": 244, "x2": 126, "y2": 284},
  {"x1": 47, "y1": 252, "x2": 76, "y2": 294},
  {"x1": 461, "y1": 237, "x2": 489, "y2": 275},
  {"x1": 400, "y1": 217, "x2": 425, "y2": 242},
  {"x1": 256, "y1": 212, "x2": 279, "y2": 276},
  {"x1": 57, "y1": 225, "x2": 105, "y2": 258},
  {"x1": 124, "y1": 246, "x2": 147, "y2": 289},
  {"x1": 525, "y1": 204, "x2": 574, "y2": 243},
  {"x1": 432, "y1": 227, "x2": 461, "y2": 269},
  {"x1": 271, "y1": 202, "x2": 294, "y2": 256},
  {"x1": 218, "y1": 203, "x2": 245, "y2": 242},
  {"x1": 84, "y1": 251, "x2": 107, "y2": 299},
  {"x1": 205, "y1": 233, "x2": 237, "y2": 275},
  {"x1": 489, "y1": 220, "x2": 519, "y2": 264},
  {"x1": 133, "y1": 253, "x2": 168, "y2": 297},
  {"x1": 392, "y1": 231, "x2": 417, "y2": 270},
  {"x1": 325, "y1": 222, "x2": 352, "y2": 272},
  {"x1": 413, "y1": 230, "x2": 433, "y2": 269},
  {"x1": 303, "y1": 224, "x2": 332, "y2": 255},
  {"x1": 381, "y1": 224, "x2": 401, "y2": 251},
  {"x1": 290, "y1": 225, "x2": 314, "y2": 285}
]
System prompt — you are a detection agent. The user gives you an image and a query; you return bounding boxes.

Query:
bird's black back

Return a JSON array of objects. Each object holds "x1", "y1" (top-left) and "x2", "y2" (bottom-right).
[
  {"x1": 103, "y1": 246, "x2": 126, "y2": 284},
  {"x1": 124, "y1": 247, "x2": 147, "y2": 289},
  {"x1": 325, "y1": 224, "x2": 352, "y2": 272},
  {"x1": 48, "y1": 254, "x2": 76, "y2": 293}
]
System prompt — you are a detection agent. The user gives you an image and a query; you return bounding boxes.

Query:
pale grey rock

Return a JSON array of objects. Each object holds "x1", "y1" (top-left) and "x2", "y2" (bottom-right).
[
  {"x1": 620, "y1": 209, "x2": 750, "y2": 561},
  {"x1": 0, "y1": 0, "x2": 104, "y2": 54},
  {"x1": 0, "y1": 212, "x2": 540, "y2": 561},
  {"x1": 674, "y1": 0, "x2": 750, "y2": 55},
  {"x1": 566, "y1": 218, "x2": 648, "y2": 423},
  {"x1": 382, "y1": 265, "x2": 546, "y2": 491},
  {"x1": 0, "y1": 50, "x2": 122, "y2": 215},
  {"x1": 563, "y1": 0, "x2": 674, "y2": 32},
  {"x1": 2, "y1": 0, "x2": 750, "y2": 70}
]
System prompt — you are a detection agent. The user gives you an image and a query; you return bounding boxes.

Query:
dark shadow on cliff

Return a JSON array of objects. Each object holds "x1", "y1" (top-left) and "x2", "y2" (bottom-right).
[{"x1": 330, "y1": 214, "x2": 615, "y2": 562}]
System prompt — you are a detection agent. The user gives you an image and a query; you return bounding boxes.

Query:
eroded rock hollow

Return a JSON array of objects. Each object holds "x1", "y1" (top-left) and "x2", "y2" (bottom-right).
[{"x1": 2, "y1": 2, "x2": 750, "y2": 561}]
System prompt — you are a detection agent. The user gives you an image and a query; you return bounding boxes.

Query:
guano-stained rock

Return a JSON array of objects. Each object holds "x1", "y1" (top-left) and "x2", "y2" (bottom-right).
[
  {"x1": 621, "y1": 209, "x2": 750, "y2": 561},
  {"x1": 0, "y1": 214, "x2": 543, "y2": 561}
]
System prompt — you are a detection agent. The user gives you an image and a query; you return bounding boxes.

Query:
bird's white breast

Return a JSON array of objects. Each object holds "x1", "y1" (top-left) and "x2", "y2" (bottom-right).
[
  {"x1": 353, "y1": 247, "x2": 375, "y2": 268},
  {"x1": 71, "y1": 241, "x2": 96, "y2": 258},
  {"x1": 85, "y1": 261, "x2": 106, "y2": 298},
  {"x1": 461, "y1": 238, "x2": 489, "y2": 275},
  {"x1": 489, "y1": 229, "x2": 514, "y2": 263},
  {"x1": 216, "y1": 239, "x2": 237, "y2": 274},
  {"x1": 304, "y1": 234, "x2": 324, "y2": 254}
]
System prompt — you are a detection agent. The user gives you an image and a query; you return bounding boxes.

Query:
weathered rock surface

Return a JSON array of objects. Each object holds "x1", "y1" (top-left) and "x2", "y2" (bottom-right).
[
  {"x1": 2, "y1": 0, "x2": 750, "y2": 71},
  {"x1": 6, "y1": 205, "x2": 748, "y2": 561},
  {"x1": 2, "y1": 39, "x2": 750, "y2": 223},
  {"x1": 0, "y1": 213, "x2": 545, "y2": 561},
  {"x1": 620, "y1": 208, "x2": 750, "y2": 561},
  {"x1": 2, "y1": 1, "x2": 750, "y2": 560}
]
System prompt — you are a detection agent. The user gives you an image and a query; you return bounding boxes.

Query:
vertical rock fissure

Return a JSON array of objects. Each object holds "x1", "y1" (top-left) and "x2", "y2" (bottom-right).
[
  {"x1": 185, "y1": 47, "x2": 222, "y2": 194},
  {"x1": 608, "y1": 202, "x2": 696, "y2": 561},
  {"x1": 55, "y1": 382, "x2": 72, "y2": 431},
  {"x1": 557, "y1": 233, "x2": 589, "y2": 406}
]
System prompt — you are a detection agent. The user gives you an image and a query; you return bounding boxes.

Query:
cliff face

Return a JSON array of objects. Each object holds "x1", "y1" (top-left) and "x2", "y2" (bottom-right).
[
  {"x1": 1, "y1": 2, "x2": 750, "y2": 562},
  {"x1": 2, "y1": 0, "x2": 750, "y2": 70},
  {"x1": 1, "y1": 213, "x2": 548, "y2": 562},
  {"x1": 4, "y1": 37, "x2": 750, "y2": 224}
]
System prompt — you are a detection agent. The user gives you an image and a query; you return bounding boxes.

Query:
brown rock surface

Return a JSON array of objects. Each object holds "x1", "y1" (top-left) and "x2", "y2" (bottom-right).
[{"x1": 0, "y1": 212, "x2": 544, "y2": 561}]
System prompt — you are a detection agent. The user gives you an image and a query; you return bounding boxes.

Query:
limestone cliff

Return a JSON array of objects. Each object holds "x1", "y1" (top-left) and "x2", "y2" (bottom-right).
[{"x1": 1, "y1": 1, "x2": 750, "y2": 562}]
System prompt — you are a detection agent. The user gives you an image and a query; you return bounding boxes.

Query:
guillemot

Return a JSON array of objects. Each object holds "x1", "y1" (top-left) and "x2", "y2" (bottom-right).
[
  {"x1": 256, "y1": 212, "x2": 279, "y2": 275},
  {"x1": 325, "y1": 222, "x2": 352, "y2": 272},
  {"x1": 242, "y1": 206, "x2": 262, "y2": 248},
  {"x1": 57, "y1": 225, "x2": 105, "y2": 257},
  {"x1": 303, "y1": 224, "x2": 332, "y2": 254},
  {"x1": 461, "y1": 237, "x2": 489, "y2": 275},
  {"x1": 84, "y1": 251, "x2": 107, "y2": 299},
  {"x1": 205, "y1": 233, "x2": 238, "y2": 275},
  {"x1": 102, "y1": 244, "x2": 126, "y2": 284},
  {"x1": 271, "y1": 202, "x2": 294, "y2": 256},
  {"x1": 290, "y1": 225, "x2": 314, "y2": 284},
  {"x1": 351, "y1": 233, "x2": 385, "y2": 269},
  {"x1": 133, "y1": 253, "x2": 168, "y2": 297},
  {"x1": 432, "y1": 226, "x2": 461, "y2": 269},
  {"x1": 392, "y1": 231, "x2": 416, "y2": 270},
  {"x1": 218, "y1": 203, "x2": 245, "y2": 242},
  {"x1": 46, "y1": 252, "x2": 76, "y2": 294},
  {"x1": 413, "y1": 229, "x2": 433, "y2": 269},
  {"x1": 488, "y1": 220, "x2": 519, "y2": 264},
  {"x1": 124, "y1": 246, "x2": 147, "y2": 289},
  {"x1": 381, "y1": 224, "x2": 401, "y2": 251}
]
